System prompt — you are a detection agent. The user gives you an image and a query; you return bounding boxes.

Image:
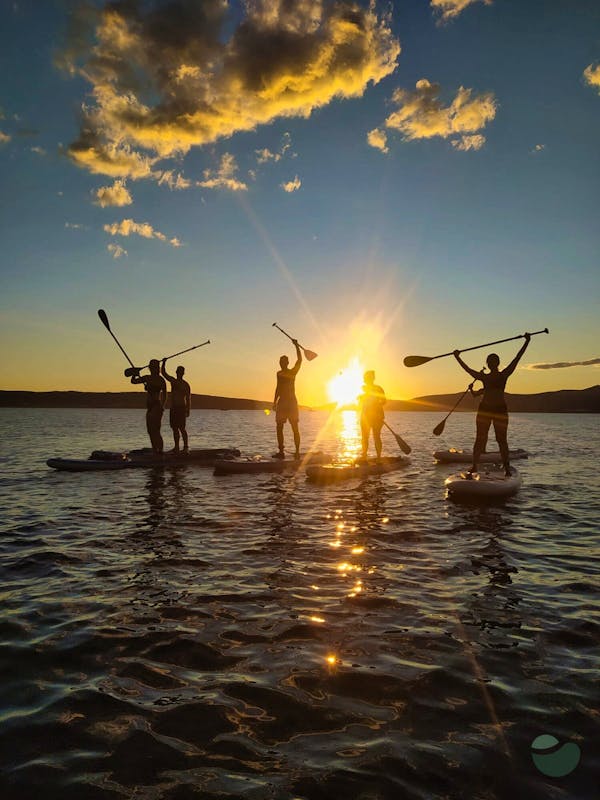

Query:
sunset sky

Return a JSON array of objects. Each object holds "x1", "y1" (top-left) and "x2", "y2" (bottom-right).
[{"x1": 1, "y1": 0, "x2": 599, "y2": 406}]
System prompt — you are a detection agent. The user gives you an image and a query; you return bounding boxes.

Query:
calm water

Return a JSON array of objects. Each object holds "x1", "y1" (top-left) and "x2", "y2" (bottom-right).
[{"x1": 1, "y1": 408, "x2": 598, "y2": 800}]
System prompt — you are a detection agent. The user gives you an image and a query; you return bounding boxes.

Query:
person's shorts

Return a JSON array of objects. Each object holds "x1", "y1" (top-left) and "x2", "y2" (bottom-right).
[
  {"x1": 146, "y1": 406, "x2": 163, "y2": 433},
  {"x1": 170, "y1": 406, "x2": 187, "y2": 430},
  {"x1": 276, "y1": 404, "x2": 299, "y2": 424}
]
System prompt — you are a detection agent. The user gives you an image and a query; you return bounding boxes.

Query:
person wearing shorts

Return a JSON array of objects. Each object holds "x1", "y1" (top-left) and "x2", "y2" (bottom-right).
[
  {"x1": 359, "y1": 371, "x2": 386, "y2": 460},
  {"x1": 454, "y1": 333, "x2": 531, "y2": 475},
  {"x1": 130, "y1": 359, "x2": 167, "y2": 454},
  {"x1": 273, "y1": 340, "x2": 302, "y2": 459},
  {"x1": 161, "y1": 360, "x2": 191, "y2": 452}
]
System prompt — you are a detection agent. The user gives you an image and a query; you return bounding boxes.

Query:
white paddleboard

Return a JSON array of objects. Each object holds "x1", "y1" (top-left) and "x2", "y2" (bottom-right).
[{"x1": 445, "y1": 466, "x2": 522, "y2": 500}]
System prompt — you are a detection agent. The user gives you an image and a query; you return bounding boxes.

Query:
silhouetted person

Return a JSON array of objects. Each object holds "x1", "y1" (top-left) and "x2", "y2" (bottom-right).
[
  {"x1": 273, "y1": 340, "x2": 302, "y2": 459},
  {"x1": 161, "y1": 359, "x2": 191, "y2": 453},
  {"x1": 359, "y1": 370, "x2": 386, "y2": 460},
  {"x1": 130, "y1": 359, "x2": 167, "y2": 454},
  {"x1": 454, "y1": 333, "x2": 531, "y2": 476}
]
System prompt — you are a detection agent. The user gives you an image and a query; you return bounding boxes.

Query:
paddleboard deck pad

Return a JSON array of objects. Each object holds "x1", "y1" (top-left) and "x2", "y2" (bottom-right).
[
  {"x1": 47, "y1": 447, "x2": 240, "y2": 472},
  {"x1": 434, "y1": 448, "x2": 528, "y2": 464},
  {"x1": 214, "y1": 452, "x2": 329, "y2": 475},
  {"x1": 306, "y1": 455, "x2": 411, "y2": 484},
  {"x1": 445, "y1": 466, "x2": 522, "y2": 500}
]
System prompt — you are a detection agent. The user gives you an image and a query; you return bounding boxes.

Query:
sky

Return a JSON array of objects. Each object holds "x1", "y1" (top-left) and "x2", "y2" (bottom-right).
[{"x1": 0, "y1": 0, "x2": 599, "y2": 406}]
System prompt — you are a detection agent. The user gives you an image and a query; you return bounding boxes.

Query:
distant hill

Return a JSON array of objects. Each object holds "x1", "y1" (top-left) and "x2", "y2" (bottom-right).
[
  {"x1": 0, "y1": 391, "x2": 271, "y2": 411},
  {"x1": 385, "y1": 385, "x2": 600, "y2": 413},
  {"x1": 0, "y1": 386, "x2": 598, "y2": 412}
]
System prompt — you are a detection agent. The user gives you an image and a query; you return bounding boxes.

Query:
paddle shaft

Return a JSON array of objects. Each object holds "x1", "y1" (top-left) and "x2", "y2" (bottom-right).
[
  {"x1": 97, "y1": 309, "x2": 136, "y2": 369},
  {"x1": 142, "y1": 341, "x2": 210, "y2": 370},
  {"x1": 406, "y1": 327, "x2": 549, "y2": 367},
  {"x1": 272, "y1": 322, "x2": 316, "y2": 359}
]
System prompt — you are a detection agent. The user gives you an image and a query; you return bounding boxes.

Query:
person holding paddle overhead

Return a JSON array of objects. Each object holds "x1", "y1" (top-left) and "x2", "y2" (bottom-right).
[
  {"x1": 273, "y1": 340, "x2": 302, "y2": 459},
  {"x1": 161, "y1": 360, "x2": 191, "y2": 453},
  {"x1": 454, "y1": 333, "x2": 531, "y2": 476},
  {"x1": 359, "y1": 371, "x2": 386, "y2": 461},
  {"x1": 130, "y1": 359, "x2": 167, "y2": 454}
]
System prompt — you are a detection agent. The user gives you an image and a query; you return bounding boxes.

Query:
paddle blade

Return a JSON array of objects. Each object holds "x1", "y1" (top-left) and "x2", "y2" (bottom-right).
[
  {"x1": 124, "y1": 367, "x2": 140, "y2": 377},
  {"x1": 403, "y1": 355, "x2": 431, "y2": 368},
  {"x1": 303, "y1": 349, "x2": 318, "y2": 361},
  {"x1": 433, "y1": 420, "x2": 445, "y2": 436},
  {"x1": 98, "y1": 309, "x2": 110, "y2": 330},
  {"x1": 391, "y1": 431, "x2": 411, "y2": 455}
]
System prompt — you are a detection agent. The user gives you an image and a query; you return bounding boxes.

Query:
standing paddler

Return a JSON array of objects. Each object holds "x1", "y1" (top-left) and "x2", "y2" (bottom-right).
[
  {"x1": 359, "y1": 371, "x2": 386, "y2": 461},
  {"x1": 130, "y1": 359, "x2": 167, "y2": 454},
  {"x1": 453, "y1": 333, "x2": 531, "y2": 476},
  {"x1": 273, "y1": 339, "x2": 302, "y2": 459},
  {"x1": 161, "y1": 360, "x2": 191, "y2": 453}
]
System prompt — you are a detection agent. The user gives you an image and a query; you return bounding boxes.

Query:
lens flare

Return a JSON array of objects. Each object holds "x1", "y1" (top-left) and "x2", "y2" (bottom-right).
[{"x1": 327, "y1": 357, "x2": 364, "y2": 407}]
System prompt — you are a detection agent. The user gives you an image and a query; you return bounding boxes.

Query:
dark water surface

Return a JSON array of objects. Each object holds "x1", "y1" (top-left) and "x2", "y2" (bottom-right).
[{"x1": 1, "y1": 409, "x2": 598, "y2": 799}]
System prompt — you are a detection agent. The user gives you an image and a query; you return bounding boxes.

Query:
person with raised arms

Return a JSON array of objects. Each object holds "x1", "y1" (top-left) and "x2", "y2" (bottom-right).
[
  {"x1": 130, "y1": 359, "x2": 167, "y2": 454},
  {"x1": 454, "y1": 333, "x2": 531, "y2": 476},
  {"x1": 161, "y1": 359, "x2": 191, "y2": 453},
  {"x1": 273, "y1": 339, "x2": 302, "y2": 459},
  {"x1": 359, "y1": 370, "x2": 386, "y2": 461}
]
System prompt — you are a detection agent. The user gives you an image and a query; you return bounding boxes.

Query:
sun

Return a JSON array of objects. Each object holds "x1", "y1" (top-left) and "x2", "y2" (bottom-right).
[{"x1": 327, "y1": 358, "x2": 365, "y2": 407}]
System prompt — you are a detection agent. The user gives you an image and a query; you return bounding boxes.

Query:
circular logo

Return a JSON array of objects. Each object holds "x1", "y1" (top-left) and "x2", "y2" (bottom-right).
[{"x1": 531, "y1": 734, "x2": 581, "y2": 777}]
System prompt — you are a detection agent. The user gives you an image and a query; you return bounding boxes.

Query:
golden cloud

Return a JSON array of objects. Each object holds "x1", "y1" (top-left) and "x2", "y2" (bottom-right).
[
  {"x1": 367, "y1": 127, "x2": 388, "y2": 152},
  {"x1": 583, "y1": 63, "x2": 600, "y2": 93},
  {"x1": 431, "y1": 0, "x2": 492, "y2": 23},
  {"x1": 382, "y1": 78, "x2": 496, "y2": 148},
  {"x1": 281, "y1": 175, "x2": 301, "y2": 192},
  {"x1": 104, "y1": 218, "x2": 181, "y2": 247},
  {"x1": 0, "y1": 130, "x2": 11, "y2": 144},
  {"x1": 107, "y1": 243, "x2": 128, "y2": 259},
  {"x1": 94, "y1": 179, "x2": 133, "y2": 207},
  {"x1": 63, "y1": 0, "x2": 400, "y2": 178},
  {"x1": 197, "y1": 153, "x2": 248, "y2": 192}
]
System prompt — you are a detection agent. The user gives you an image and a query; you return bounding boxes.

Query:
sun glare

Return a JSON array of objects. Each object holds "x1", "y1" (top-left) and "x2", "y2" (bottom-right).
[{"x1": 327, "y1": 358, "x2": 364, "y2": 407}]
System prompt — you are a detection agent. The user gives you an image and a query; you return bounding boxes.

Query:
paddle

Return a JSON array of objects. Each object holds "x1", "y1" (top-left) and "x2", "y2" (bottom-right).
[
  {"x1": 404, "y1": 328, "x2": 549, "y2": 368},
  {"x1": 272, "y1": 323, "x2": 318, "y2": 361},
  {"x1": 383, "y1": 422, "x2": 411, "y2": 454},
  {"x1": 123, "y1": 341, "x2": 211, "y2": 377},
  {"x1": 433, "y1": 374, "x2": 483, "y2": 436},
  {"x1": 97, "y1": 309, "x2": 137, "y2": 370}
]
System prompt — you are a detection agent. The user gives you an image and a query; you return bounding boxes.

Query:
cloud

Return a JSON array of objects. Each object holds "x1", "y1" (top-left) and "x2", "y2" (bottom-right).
[
  {"x1": 65, "y1": 222, "x2": 87, "y2": 230},
  {"x1": 281, "y1": 175, "x2": 301, "y2": 192},
  {"x1": 0, "y1": 131, "x2": 11, "y2": 144},
  {"x1": 451, "y1": 133, "x2": 485, "y2": 151},
  {"x1": 255, "y1": 132, "x2": 293, "y2": 164},
  {"x1": 531, "y1": 143, "x2": 545, "y2": 153},
  {"x1": 107, "y1": 243, "x2": 128, "y2": 259},
  {"x1": 157, "y1": 170, "x2": 191, "y2": 190},
  {"x1": 103, "y1": 218, "x2": 181, "y2": 247},
  {"x1": 197, "y1": 153, "x2": 248, "y2": 191},
  {"x1": 380, "y1": 78, "x2": 496, "y2": 148},
  {"x1": 367, "y1": 127, "x2": 388, "y2": 152},
  {"x1": 431, "y1": 0, "x2": 492, "y2": 23},
  {"x1": 528, "y1": 357, "x2": 600, "y2": 370},
  {"x1": 30, "y1": 146, "x2": 46, "y2": 155},
  {"x1": 583, "y1": 62, "x2": 600, "y2": 93},
  {"x1": 62, "y1": 1, "x2": 399, "y2": 179},
  {"x1": 93, "y1": 178, "x2": 133, "y2": 207}
]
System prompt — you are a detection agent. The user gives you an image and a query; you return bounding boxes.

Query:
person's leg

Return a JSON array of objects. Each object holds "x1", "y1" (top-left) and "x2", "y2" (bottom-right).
[
  {"x1": 470, "y1": 413, "x2": 491, "y2": 473},
  {"x1": 169, "y1": 410, "x2": 179, "y2": 452},
  {"x1": 373, "y1": 422, "x2": 383, "y2": 459},
  {"x1": 360, "y1": 418, "x2": 370, "y2": 459},
  {"x1": 276, "y1": 421, "x2": 285, "y2": 456},
  {"x1": 148, "y1": 408, "x2": 164, "y2": 454},
  {"x1": 494, "y1": 414, "x2": 510, "y2": 475},
  {"x1": 290, "y1": 420, "x2": 300, "y2": 457},
  {"x1": 181, "y1": 425, "x2": 188, "y2": 451}
]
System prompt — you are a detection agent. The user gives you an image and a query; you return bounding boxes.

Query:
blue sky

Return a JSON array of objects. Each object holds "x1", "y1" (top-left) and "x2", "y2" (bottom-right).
[{"x1": 1, "y1": 0, "x2": 598, "y2": 404}]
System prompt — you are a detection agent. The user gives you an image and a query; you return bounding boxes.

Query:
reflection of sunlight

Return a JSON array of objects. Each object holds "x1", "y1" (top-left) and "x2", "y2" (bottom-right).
[
  {"x1": 338, "y1": 408, "x2": 361, "y2": 461},
  {"x1": 327, "y1": 358, "x2": 364, "y2": 406}
]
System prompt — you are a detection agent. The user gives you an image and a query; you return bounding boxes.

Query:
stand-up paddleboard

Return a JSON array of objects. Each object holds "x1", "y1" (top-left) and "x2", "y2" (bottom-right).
[
  {"x1": 434, "y1": 448, "x2": 528, "y2": 464},
  {"x1": 47, "y1": 447, "x2": 240, "y2": 472},
  {"x1": 214, "y1": 452, "x2": 329, "y2": 475},
  {"x1": 306, "y1": 455, "x2": 411, "y2": 484},
  {"x1": 445, "y1": 466, "x2": 522, "y2": 500}
]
